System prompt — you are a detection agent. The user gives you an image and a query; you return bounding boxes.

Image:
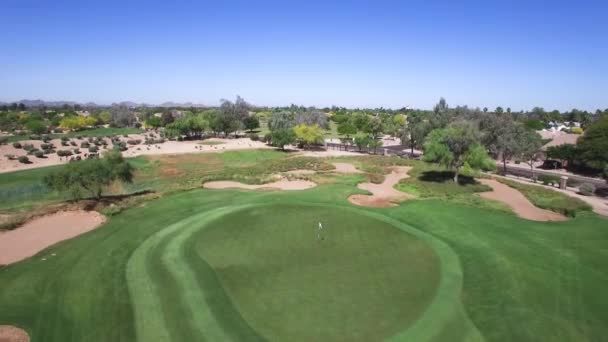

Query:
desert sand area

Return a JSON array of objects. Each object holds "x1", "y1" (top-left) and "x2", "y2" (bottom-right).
[
  {"x1": 478, "y1": 179, "x2": 567, "y2": 222},
  {"x1": 203, "y1": 179, "x2": 317, "y2": 191},
  {"x1": 0, "y1": 210, "x2": 106, "y2": 266},
  {"x1": 0, "y1": 135, "x2": 269, "y2": 174},
  {"x1": 348, "y1": 166, "x2": 413, "y2": 207},
  {"x1": 0, "y1": 325, "x2": 29, "y2": 342}
]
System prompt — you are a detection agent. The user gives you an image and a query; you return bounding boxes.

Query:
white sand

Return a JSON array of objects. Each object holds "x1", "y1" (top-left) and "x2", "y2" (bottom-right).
[
  {"x1": 204, "y1": 179, "x2": 316, "y2": 191},
  {"x1": 348, "y1": 167, "x2": 413, "y2": 207}
]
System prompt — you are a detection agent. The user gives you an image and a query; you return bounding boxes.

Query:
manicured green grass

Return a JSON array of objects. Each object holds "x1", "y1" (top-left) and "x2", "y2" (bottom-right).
[
  {"x1": 0, "y1": 184, "x2": 606, "y2": 341},
  {"x1": 1, "y1": 150, "x2": 607, "y2": 341},
  {"x1": 496, "y1": 178, "x2": 592, "y2": 217},
  {"x1": 6, "y1": 127, "x2": 143, "y2": 142}
]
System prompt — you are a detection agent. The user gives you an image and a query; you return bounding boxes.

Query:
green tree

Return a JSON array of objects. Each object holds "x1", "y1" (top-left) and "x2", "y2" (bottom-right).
[
  {"x1": 243, "y1": 115, "x2": 260, "y2": 132},
  {"x1": 270, "y1": 129, "x2": 296, "y2": 150},
  {"x1": 337, "y1": 120, "x2": 357, "y2": 139},
  {"x1": 368, "y1": 138, "x2": 383, "y2": 154},
  {"x1": 495, "y1": 106, "x2": 504, "y2": 114},
  {"x1": 546, "y1": 144, "x2": 578, "y2": 166},
  {"x1": 423, "y1": 123, "x2": 494, "y2": 183},
  {"x1": 268, "y1": 111, "x2": 294, "y2": 131},
  {"x1": 145, "y1": 116, "x2": 162, "y2": 129},
  {"x1": 43, "y1": 150, "x2": 133, "y2": 200},
  {"x1": 294, "y1": 124, "x2": 324, "y2": 148},
  {"x1": 518, "y1": 129, "x2": 544, "y2": 179},
  {"x1": 576, "y1": 117, "x2": 608, "y2": 171},
  {"x1": 354, "y1": 133, "x2": 370, "y2": 151},
  {"x1": 401, "y1": 112, "x2": 430, "y2": 155},
  {"x1": 25, "y1": 119, "x2": 47, "y2": 134}
]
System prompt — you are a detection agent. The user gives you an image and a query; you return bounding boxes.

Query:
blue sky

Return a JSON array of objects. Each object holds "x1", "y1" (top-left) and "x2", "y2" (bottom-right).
[{"x1": 1, "y1": 0, "x2": 606, "y2": 111}]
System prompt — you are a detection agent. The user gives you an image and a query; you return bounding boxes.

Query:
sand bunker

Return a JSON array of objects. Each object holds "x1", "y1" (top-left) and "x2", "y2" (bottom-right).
[
  {"x1": 204, "y1": 179, "x2": 317, "y2": 191},
  {"x1": 348, "y1": 167, "x2": 413, "y2": 207},
  {"x1": 332, "y1": 162, "x2": 362, "y2": 173},
  {"x1": 284, "y1": 169, "x2": 317, "y2": 175},
  {"x1": 0, "y1": 210, "x2": 106, "y2": 265},
  {"x1": 478, "y1": 179, "x2": 567, "y2": 222},
  {"x1": 0, "y1": 326, "x2": 29, "y2": 342}
]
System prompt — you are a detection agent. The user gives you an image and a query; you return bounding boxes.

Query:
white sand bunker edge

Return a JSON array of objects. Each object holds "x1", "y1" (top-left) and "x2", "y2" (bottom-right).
[
  {"x1": 204, "y1": 179, "x2": 317, "y2": 191},
  {"x1": 348, "y1": 166, "x2": 413, "y2": 207},
  {"x1": 478, "y1": 179, "x2": 567, "y2": 222},
  {"x1": 0, "y1": 210, "x2": 107, "y2": 266},
  {"x1": 0, "y1": 325, "x2": 29, "y2": 342}
]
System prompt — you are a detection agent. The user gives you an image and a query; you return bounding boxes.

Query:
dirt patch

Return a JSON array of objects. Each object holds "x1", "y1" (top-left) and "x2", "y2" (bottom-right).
[
  {"x1": 348, "y1": 167, "x2": 413, "y2": 207},
  {"x1": 0, "y1": 210, "x2": 106, "y2": 266},
  {"x1": 0, "y1": 325, "x2": 29, "y2": 342},
  {"x1": 478, "y1": 179, "x2": 567, "y2": 221},
  {"x1": 332, "y1": 162, "x2": 362, "y2": 174},
  {"x1": 204, "y1": 179, "x2": 317, "y2": 191}
]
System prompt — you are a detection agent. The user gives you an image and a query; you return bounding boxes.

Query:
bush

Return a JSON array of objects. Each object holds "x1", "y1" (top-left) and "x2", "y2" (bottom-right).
[
  {"x1": 73, "y1": 148, "x2": 81, "y2": 154},
  {"x1": 70, "y1": 141, "x2": 77, "y2": 146},
  {"x1": 61, "y1": 141, "x2": 69, "y2": 146},
  {"x1": 263, "y1": 133, "x2": 272, "y2": 143},
  {"x1": 29, "y1": 134, "x2": 41, "y2": 140},
  {"x1": 570, "y1": 127, "x2": 583, "y2": 134},
  {"x1": 538, "y1": 174, "x2": 560, "y2": 186},
  {"x1": 12, "y1": 142, "x2": 22, "y2": 148},
  {"x1": 248, "y1": 133, "x2": 260, "y2": 141},
  {"x1": 61, "y1": 136, "x2": 69, "y2": 142},
  {"x1": 43, "y1": 148, "x2": 54, "y2": 155},
  {"x1": 22, "y1": 144, "x2": 34, "y2": 151},
  {"x1": 5, "y1": 154, "x2": 17, "y2": 160},
  {"x1": 34, "y1": 150, "x2": 45, "y2": 158},
  {"x1": 27, "y1": 148, "x2": 40, "y2": 155},
  {"x1": 80, "y1": 142, "x2": 90, "y2": 148},
  {"x1": 57, "y1": 150, "x2": 73, "y2": 157},
  {"x1": 88, "y1": 146, "x2": 99, "y2": 153},
  {"x1": 18, "y1": 156, "x2": 30, "y2": 164},
  {"x1": 40, "y1": 143, "x2": 54, "y2": 150},
  {"x1": 127, "y1": 139, "x2": 142, "y2": 145},
  {"x1": 579, "y1": 183, "x2": 596, "y2": 196}
]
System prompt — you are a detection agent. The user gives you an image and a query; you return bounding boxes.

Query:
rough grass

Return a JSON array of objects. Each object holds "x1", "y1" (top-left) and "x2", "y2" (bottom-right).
[{"x1": 496, "y1": 178, "x2": 592, "y2": 217}]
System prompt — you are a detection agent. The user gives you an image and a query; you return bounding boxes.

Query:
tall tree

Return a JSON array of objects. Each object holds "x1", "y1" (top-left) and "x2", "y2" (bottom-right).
[
  {"x1": 423, "y1": 122, "x2": 493, "y2": 183},
  {"x1": 576, "y1": 116, "x2": 608, "y2": 172}
]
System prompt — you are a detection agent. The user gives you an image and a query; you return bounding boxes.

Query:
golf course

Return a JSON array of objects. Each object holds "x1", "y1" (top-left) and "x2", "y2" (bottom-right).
[{"x1": 0, "y1": 149, "x2": 607, "y2": 341}]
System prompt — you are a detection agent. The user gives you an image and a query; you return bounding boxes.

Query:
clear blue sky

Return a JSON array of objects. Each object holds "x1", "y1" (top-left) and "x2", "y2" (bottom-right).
[{"x1": 1, "y1": 0, "x2": 606, "y2": 111}]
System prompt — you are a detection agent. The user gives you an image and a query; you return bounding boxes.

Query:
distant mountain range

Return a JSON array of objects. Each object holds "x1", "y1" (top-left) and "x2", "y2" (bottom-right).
[{"x1": 0, "y1": 99, "x2": 207, "y2": 108}]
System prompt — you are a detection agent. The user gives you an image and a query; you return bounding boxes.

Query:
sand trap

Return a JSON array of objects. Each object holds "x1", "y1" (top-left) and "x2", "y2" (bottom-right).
[
  {"x1": 0, "y1": 326, "x2": 29, "y2": 342},
  {"x1": 348, "y1": 167, "x2": 413, "y2": 207},
  {"x1": 0, "y1": 210, "x2": 106, "y2": 266},
  {"x1": 332, "y1": 162, "x2": 362, "y2": 173},
  {"x1": 204, "y1": 179, "x2": 316, "y2": 191},
  {"x1": 478, "y1": 179, "x2": 567, "y2": 222},
  {"x1": 284, "y1": 169, "x2": 317, "y2": 175}
]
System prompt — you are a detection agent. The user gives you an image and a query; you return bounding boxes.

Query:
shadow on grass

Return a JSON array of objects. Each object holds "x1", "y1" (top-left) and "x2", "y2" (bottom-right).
[{"x1": 418, "y1": 171, "x2": 477, "y2": 185}]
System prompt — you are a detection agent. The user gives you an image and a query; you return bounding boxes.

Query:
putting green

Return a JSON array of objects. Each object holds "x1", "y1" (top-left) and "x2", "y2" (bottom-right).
[{"x1": 126, "y1": 203, "x2": 470, "y2": 341}]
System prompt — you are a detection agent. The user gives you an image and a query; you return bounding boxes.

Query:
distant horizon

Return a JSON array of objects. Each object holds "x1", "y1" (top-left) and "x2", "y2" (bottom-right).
[
  {"x1": 1, "y1": 0, "x2": 606, "y2": 112},
  {"x1": 1, "y1": 97, "x2": 606, "y2": 113}
]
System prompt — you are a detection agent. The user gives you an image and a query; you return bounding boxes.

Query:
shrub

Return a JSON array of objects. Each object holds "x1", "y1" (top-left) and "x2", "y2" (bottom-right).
[
  {"x1": 22, "y1": 144, "x2": 34, "y2": 151},
  {"x1": 70, "y1": 141, "x2": 77, "y2": 146},
  {"x1": 40, "y1": 143, "x2": 54, "y2": 150},
  {"x1": 41, "y1": 135, "x2": 51, "y2": 142},
  {"x1": 0, "y1": 137, "x2": 8, "y2": 145},
  {"x1": 61, "y1": 136, "x2": 69, "y2": 142},
  {"x1": 263, "y1": 133, "x2": 272, "y2": 143},
  {"x1": 76, "y1": 135, "x2": 83, "y2": 139},
  {"x1": 12, "y1": 142, "x2": 22, "y2": 148},
  {"x1": 34, "y1": 150, "x2": 45, "y2": 158},
  {"x1": 73, "y1": 148, "x2": 81, "y2": 154},
  {"x1": 29, "y1": 134, "x2": 41, "y2": 140},
  {"x1": 570, "y1": 127, "x2": 583, "y2": 134},
  {"x1": 61, "y1": 141, "x2": 69, "y2": 146},
  {"x1": 248, "y1": 133, "x2": 260, "y2": 141},
  {"x1": 43, "y1": 148, "x2": 54, "y2": 155},
  {"x1": 27, "y1": 148, "x2": 40, "y2": 155},
  {"x1": 127, "y1": 139, "x2": 142, "y2": 145},
  {"x1": 88, "y1": 146, "x2": 99, "y2": 153},
  {"x1": 57, "y1": 150, "x2": 73, "y2": 157},
  {"x1": 80, "y1": 142, "x2": 90, "y2": 148},
  {"x1": 579, "y1": 183, "x2": 596, "y2": 196},
  {"x1": 18, "y1": 156, "x2": 30, "y2": 164},
  {"x1": 538, "y1": 174, "x2": 560, "y2": 186},
  {"x1": 5, "y1": 154, "x2": 17, "y2": 160},
  {"x1": 88, "y1": 137, "x2": 94, "y2": 143}
]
